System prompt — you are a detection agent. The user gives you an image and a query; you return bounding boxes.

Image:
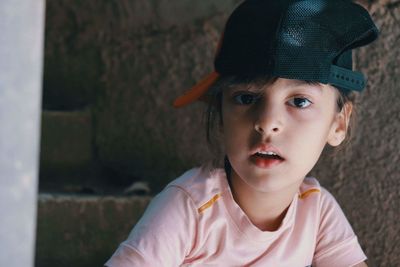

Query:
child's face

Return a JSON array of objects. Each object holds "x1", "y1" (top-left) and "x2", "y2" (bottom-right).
[{"x1": 221, "y1": 78, "x2": 350, "y2": 193}]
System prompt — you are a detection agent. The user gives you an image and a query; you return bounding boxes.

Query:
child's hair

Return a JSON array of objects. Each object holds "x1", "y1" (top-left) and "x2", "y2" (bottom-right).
[{"x1": 203, "y1": 75, "x2": 357, "y2": 160}]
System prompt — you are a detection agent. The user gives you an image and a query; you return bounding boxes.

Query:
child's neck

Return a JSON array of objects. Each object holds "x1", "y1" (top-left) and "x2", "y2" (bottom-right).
[{"x1": 228, "y1": 170, "x2": 302, "y2": 232}]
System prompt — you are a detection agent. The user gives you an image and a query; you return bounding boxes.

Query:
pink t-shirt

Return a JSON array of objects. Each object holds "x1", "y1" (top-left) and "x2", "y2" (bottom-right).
[{"x1": 105, "y1": 166, "x2": 366, "y2": 267}]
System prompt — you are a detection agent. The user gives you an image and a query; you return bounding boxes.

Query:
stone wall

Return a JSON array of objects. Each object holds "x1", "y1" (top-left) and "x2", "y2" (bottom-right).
[
  {"x1": 41, "y1": 0, "x2": 242, "y2": 193},
  {"x1": 311, "y1": 1, "x2": 400, "y2": 266},
  {"x1": 38, "y1": 0, "x2": 400, "y2": 266}
]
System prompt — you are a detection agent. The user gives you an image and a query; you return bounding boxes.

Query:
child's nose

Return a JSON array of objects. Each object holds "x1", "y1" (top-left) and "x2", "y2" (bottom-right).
[{"x1": 253, "y1": 102, "x2": 284, "y2": 135}]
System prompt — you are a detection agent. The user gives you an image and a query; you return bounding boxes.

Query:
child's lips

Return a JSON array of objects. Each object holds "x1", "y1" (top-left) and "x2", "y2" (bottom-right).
[
  {"x1": 250, "y1": 154, "x2": 285, "y2": 168},
  {"x1": 249, "y1": 143, "x2": 285, "y2": 160},
  {"x1": 249, "y1": 143, "x2": 285, "y2": 168}
]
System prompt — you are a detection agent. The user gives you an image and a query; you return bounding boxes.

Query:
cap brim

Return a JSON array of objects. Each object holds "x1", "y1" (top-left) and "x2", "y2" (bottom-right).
[{"x1": 173, "y1": 71, "x2": 220, "y2": 108}]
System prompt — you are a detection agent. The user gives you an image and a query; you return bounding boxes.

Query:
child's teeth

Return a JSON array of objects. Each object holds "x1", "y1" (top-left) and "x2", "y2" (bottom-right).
[{"x1": 258, "y1": 151, "x2": 277, "y2": 156}]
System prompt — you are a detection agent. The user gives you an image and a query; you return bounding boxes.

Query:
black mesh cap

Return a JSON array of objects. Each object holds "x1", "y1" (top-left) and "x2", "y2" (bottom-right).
[{"x1": 214, "y1": 0, "x2": 379, "y2": 92}]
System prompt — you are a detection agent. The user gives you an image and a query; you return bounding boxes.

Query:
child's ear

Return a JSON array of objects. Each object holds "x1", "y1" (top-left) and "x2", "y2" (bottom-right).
[{"x1": 327, "y1": 102, "x2": 353, "y2": 147}]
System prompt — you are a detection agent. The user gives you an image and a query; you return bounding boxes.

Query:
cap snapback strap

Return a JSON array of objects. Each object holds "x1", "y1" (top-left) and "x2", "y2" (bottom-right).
[{"x1": 328, "y1": 65, "x2": 365, "y2": 92}]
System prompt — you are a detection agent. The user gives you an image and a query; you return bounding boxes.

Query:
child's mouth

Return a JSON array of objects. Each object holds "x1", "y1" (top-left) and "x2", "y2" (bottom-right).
[{"x1": 250, "y1": 152, "x2": 284, "y2": 168}]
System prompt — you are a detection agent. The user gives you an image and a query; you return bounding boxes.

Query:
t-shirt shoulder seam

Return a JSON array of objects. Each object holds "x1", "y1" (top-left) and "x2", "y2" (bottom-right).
[
  {"x1": 167, "y1": 184, "x2": 196, "y2": 203},
  {"x1": 167, "y1": 184, "x2": 201, "y2": 217}
]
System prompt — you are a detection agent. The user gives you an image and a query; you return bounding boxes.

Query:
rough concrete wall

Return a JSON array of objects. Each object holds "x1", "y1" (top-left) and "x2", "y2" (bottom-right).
[
  {"x1": 94, "y1": 0, "x2": 244, "y2": 192},
  {"x1": 40, "y1": 0, "x2": 399, "y2": 266},
  {"x1": 42, "y1": 0, "x2": 241, "y2": 193},
  {"x1": 311, "y1": 1, "x2": 400, "y2": 266}
]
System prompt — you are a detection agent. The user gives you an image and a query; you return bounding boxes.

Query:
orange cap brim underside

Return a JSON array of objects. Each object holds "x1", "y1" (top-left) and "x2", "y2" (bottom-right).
[{"x1": 173, "y1": 71, "x2": 220, "y2": 108}]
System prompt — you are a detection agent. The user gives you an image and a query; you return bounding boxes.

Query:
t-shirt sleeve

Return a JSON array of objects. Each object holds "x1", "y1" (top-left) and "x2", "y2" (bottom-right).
[
  {"x1": 312, "y1": 188, "x2": 367, "y2": 267},
  {"x1": 105, "y1": 185, "x2": 198, "y2": 267}
]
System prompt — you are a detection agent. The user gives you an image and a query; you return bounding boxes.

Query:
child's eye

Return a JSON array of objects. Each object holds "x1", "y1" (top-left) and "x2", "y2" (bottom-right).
[
  {"x1": 233, "y1": 93, "x2": 259, "y2": 105},
  {"x1": 287, "y1": 97, "x2": 313, "y2": 108}
]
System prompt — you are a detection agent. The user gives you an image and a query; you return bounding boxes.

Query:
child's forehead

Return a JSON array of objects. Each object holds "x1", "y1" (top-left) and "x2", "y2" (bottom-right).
[{"x1": 226, "y1": 78, "x2": 325, "y2": 93}]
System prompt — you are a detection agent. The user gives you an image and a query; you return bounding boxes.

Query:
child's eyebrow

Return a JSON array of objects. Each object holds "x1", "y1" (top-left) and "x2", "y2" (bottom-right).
[
  {"x1": 228, "y1": 81, "x2": 272, "y2": 94},
  {"x1": 227, "y1": 83, "x2": 260, "y2": 93}
]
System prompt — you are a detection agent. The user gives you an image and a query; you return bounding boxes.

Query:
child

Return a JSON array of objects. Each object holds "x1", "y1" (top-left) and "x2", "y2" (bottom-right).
[{"x1": 106, "y1": 0, "x2": 379, "y2": 266}]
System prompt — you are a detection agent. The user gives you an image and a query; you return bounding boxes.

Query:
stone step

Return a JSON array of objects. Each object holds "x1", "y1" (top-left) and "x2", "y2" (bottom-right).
[
  {"x1": 35, "y1": 193, "x2": 151, "y2": 267},
  {"x1": 39, "y1": 110, "x2": 98, "y2": 191}
]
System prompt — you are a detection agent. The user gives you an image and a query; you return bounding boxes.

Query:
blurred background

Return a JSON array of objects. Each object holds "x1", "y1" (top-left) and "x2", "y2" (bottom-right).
[{"x1": 34, "y1": 0, "x2": 399, "y2": 266}]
